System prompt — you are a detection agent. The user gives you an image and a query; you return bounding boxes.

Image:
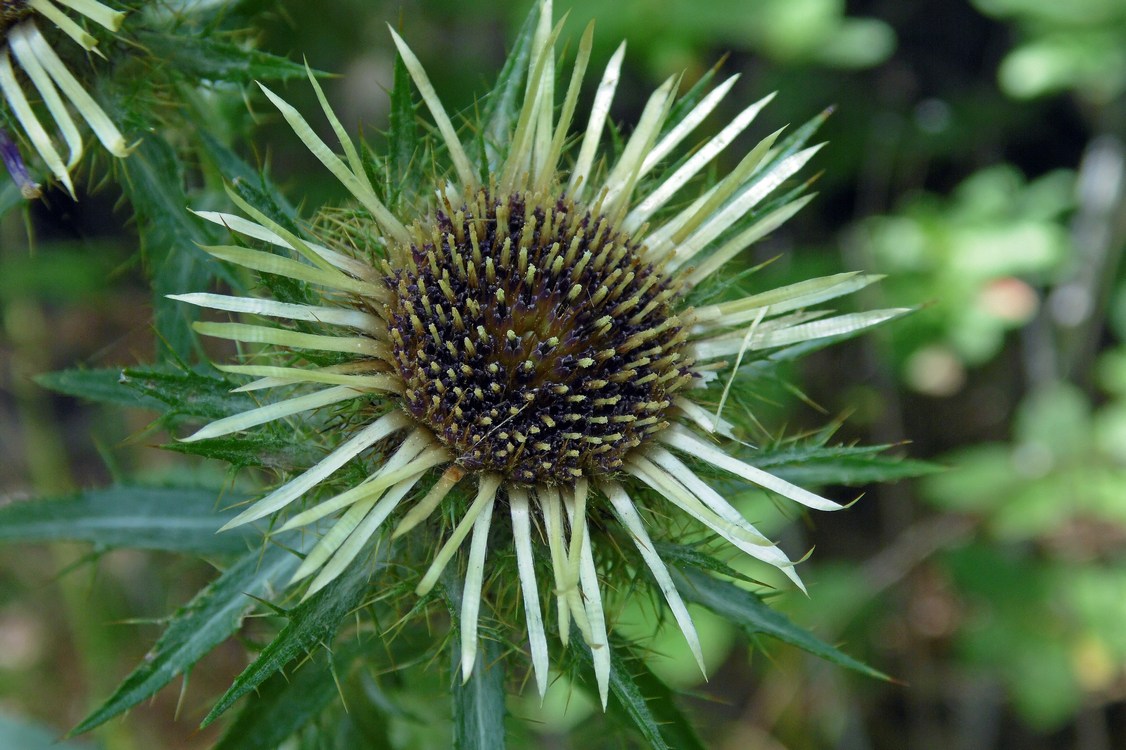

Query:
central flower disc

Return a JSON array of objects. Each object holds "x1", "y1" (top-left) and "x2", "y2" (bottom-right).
[
  {"x1": 0, "y1": 1, "x2": 30, "y2": 33},
  {"x1": 385, "y1": 190, "x2": 696, "y2": 486}
]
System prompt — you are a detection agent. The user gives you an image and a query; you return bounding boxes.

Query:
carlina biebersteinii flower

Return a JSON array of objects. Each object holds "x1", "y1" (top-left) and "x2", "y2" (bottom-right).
[
  {"x1": 0, "y1": 0, "x2": 129, "y2": 198},
  {"x1": 173, "y1": 1, "x2": 906, "y2": 706}
]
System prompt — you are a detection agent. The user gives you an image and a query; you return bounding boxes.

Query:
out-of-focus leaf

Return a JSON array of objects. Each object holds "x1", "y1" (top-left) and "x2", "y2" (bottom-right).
[
  {"x1": 140, "y1": 31, "x2": 312, "y2": 84},
  {"x1": 0, "y1": 485, "x2": 255, "y2": 555},
  {"x1": 0, "y1": 180, "x2": 22, "y2": 217},
  {"x1": 35, "y1": 368, "x2": 165, "y2": 410},
  {"x1": 672, "y1": 565, "x2": 889, "y2": 680},
  {"x1": 201, "y1": 550, "x2": 376, "y2": 727},
  {"x1": 0, "y1": 714, "x2": 90, "y2": 750},
  {"x1": 72, "y1": 542, "x2": 300, "y2": 735},
  {"x1": 0, "y1": 246, "x2": 121, "y2": 302}
]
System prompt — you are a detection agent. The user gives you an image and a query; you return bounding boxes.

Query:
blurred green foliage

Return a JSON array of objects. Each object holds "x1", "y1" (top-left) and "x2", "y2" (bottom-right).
[
  {"x1": 4, "y1": 0, "x2": 1126, "y2": 748},
  {"x1": 857, "y1": 166, "x2": 1074, "y2": 393},
  {"x1": 971, "y1": 0, "x2": 1126, "y2": 102}
]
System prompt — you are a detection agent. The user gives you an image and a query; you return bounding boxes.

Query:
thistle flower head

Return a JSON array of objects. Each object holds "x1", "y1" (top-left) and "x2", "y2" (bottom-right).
[
  {"x1": 0, "y1": 0, "x2": 128, "y2": 198},
  {"x1": 177, "y1": 0, "x2": 906, "y2": 706},
  {"x1": 388, "y1": 188, "x2": 694, "y2": 486}
]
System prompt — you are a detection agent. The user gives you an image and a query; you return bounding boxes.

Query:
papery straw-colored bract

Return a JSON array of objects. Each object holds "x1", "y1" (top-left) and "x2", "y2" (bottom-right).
[
  {"x1": 174, "y1": 0, "x2": 905, "y2": 706},
  {"x1": 0, "y1": 0, "x2": 129, "y2": 197}
]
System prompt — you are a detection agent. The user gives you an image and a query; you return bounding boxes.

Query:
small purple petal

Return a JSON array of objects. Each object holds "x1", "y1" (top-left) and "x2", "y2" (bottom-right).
[{"x1": 0, "y1": 125, "x2": 42, "y2": 199}]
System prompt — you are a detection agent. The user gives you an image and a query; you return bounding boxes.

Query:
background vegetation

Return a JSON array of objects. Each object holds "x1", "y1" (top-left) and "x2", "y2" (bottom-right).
[{"x1": 2, "y1": 0, "x2": 1125, "y2": 747}]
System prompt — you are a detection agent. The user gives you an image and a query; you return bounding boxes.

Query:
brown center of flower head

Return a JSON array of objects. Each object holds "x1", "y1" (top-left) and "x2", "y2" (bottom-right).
[
  {"x1": 385, "y1": 189, "x2": 696, "y2": 487},
  {"x1": 0, "y1": 1, "x2": 31, "y2": 36}
]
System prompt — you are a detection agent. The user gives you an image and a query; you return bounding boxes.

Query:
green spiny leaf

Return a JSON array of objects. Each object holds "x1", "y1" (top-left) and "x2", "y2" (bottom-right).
[
  {"x1": 0, "y1": 485, "x2": 256, "y2": 555},
  {"x1": 754, "y1": 442, "x2": 943, "y2": 486},
  {"x1": 119, "y1": 134, "x2": 229, "y2": 362},
  {"x1": 572, "y1": 636, "x2": 704, "y2": 750},
  {"x1": 653, "y1": 542, "x2": 764, "y2": 586},
  {"x1": 139, "y1": 31, "x2": 313, "y2": 84},
  {"x1": 163, "y1": 433, "x2": 322, "y2": 471},
  {"x1": 387, "y1": 53, "x2": 421, "y2": 205},
  {"x1": 71, "y1": 542, "x2": 301, "y2": 736},
  {"x1": 120, "y1": 365, "x2": 257, "y2": 422},
  {"x1": 452, "y1": 634, "x2": 506, "y2": 750},
  {"x1": 671, "y1": 565, "x2": 889, "y2": 681},
  {"x1": 212, "y1": 622, "x2": 368, "y2": 750},
  {"x1": 35, "y1": 368, "x2": 165, "y2": 411},
  {"x1": 480, "y1": 1, "x2": 541, "y2": 172},
  {"x1": 198, "y1": 132, "x2": 299, "y2": 225},
  {"x1": 201, "y1": 548, "x2": 377, "y2": 727},
  {"x1": 196, "y1": 132, "x2": 316, "y2": 307}
]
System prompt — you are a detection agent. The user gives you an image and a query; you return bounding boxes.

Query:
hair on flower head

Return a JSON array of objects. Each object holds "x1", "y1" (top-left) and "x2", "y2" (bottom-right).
[
  {"x1": 174, "y1": 0, "x2": 905, "y2": 707},
  {"x1": 0, "y1": 0, "x2": 129, "y2": 198}
]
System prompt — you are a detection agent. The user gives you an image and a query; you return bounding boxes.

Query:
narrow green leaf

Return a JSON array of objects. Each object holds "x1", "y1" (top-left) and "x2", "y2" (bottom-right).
[
  {"x1": 0, "y1": 485, "x2": 256, "y2": 555},
  {"x1": 452, "y1": 633, "x2": 506, "y2": 750},
  {"x1": 213, "y1": 640, "x2": 363, "y2": 750},
  {"x1": 163, "y1": 433, "x2": 321, "y2": 471},
  {"x1": 672, "y1": 565, "x2": 889, "y2": 680},
  {"x1": 653, "y1": 542, "x2": 763, "y2": 586},
  {"x1": 197, "y1": 132, "x2": 299, "y2": 225},
  {"x1": 35, "y1": 368, "x2": 165, "y2": 411},
  {"x1": 72, "y1": 543, "x2": 300, "y2": 736},
  {"x1": 660, "y1": 55, "x2": 727, "y2": 140},
  {"x1": 201, "y1": 549, "x2": 377, "y2": 727},
  {"x1": 755, "y1": 444, "x2": 943, "y2": 486},
  {"x1": 762, "y1": 106, "x2": 832, "y2": 171},
  {"x1": 139, "y1": 31, "x2": 312, "y2": 84},
  {"x1": 480, "y1": 1, "x2": 540, "y2": 170},
  {"x1": 387, "y1": 53, "x2": 420, "y2": 205}
]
